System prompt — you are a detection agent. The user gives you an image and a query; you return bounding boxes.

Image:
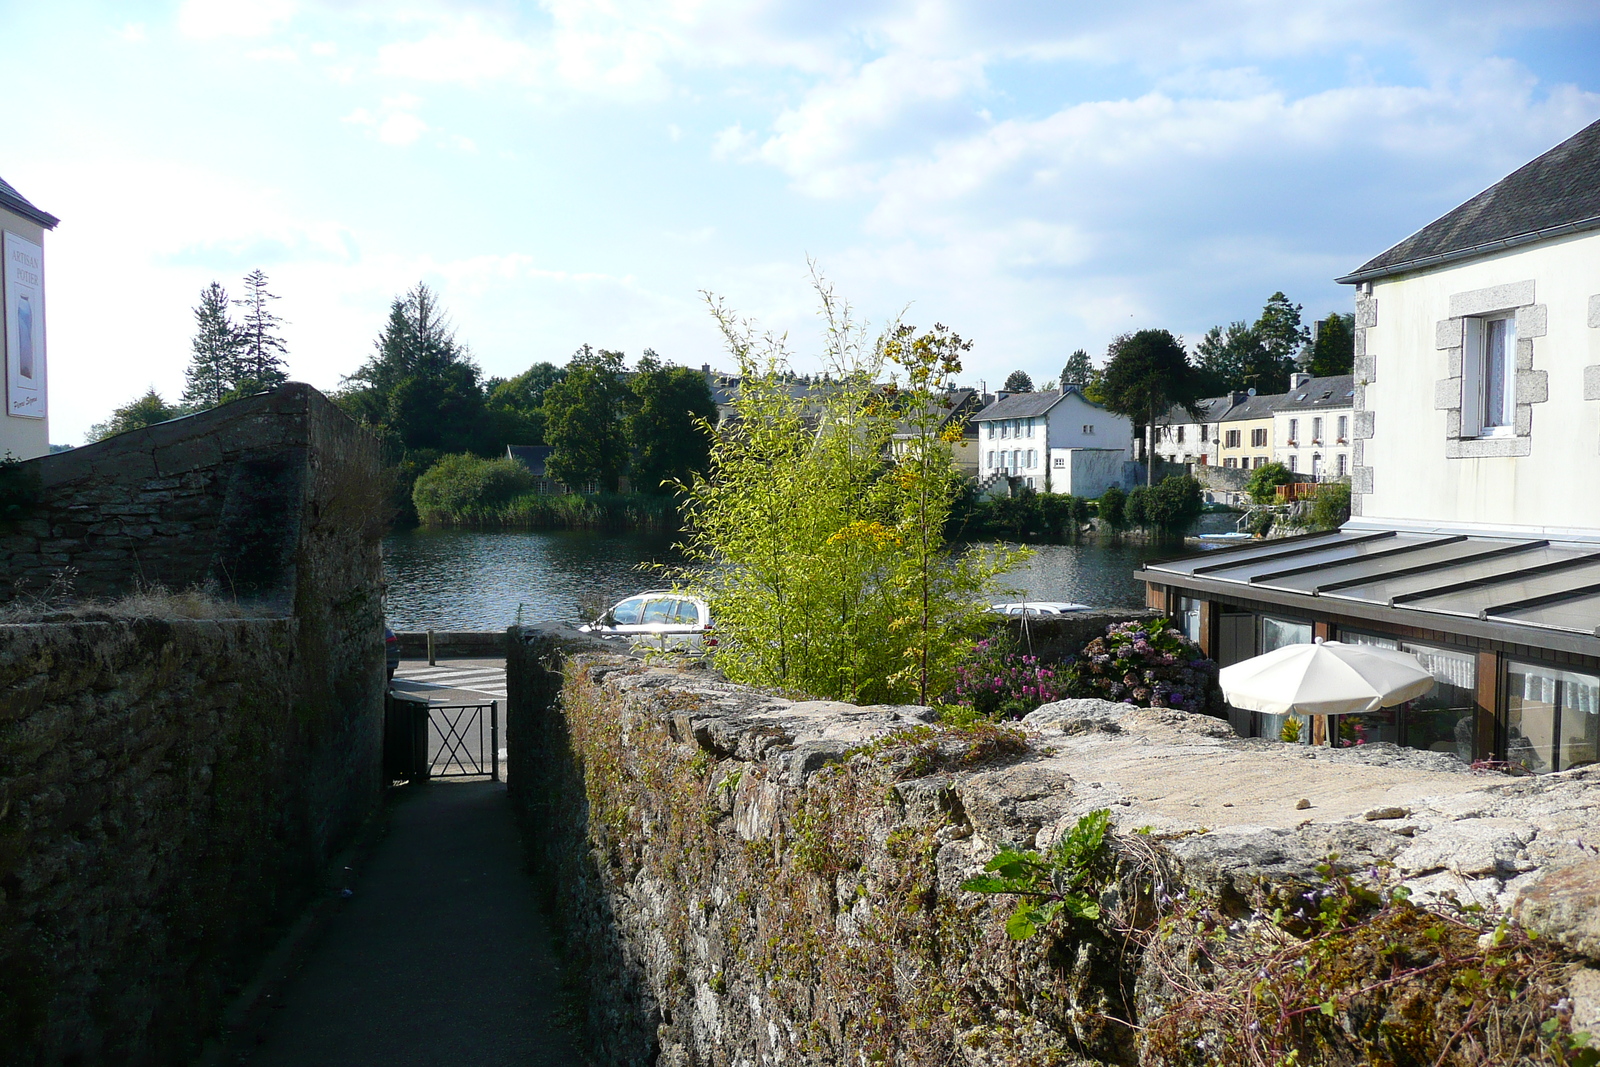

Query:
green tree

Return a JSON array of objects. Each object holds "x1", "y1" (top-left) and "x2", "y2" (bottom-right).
[
  {"x1": 1244, "y1": 461, "x2": 1295, "y2": 503},
  {"x1": 1099, "y1": 329, "x2": 1203, "y2": 485},
  {"x1": 1002, "y1": 370, "x2": 1034, "y2": 393},
  {"x1": 1255, "y1": 291, "x2": 1310, "y2": 372},
  {"x1": 627, "y1": 351, "x2": 717, "y2": 496},
  {"x1": 232, "y1": 269, "x2": 289, "y2": 394},
  {"x1": 182, "y1": 281, "x2": 243, "y2": 409},
  {"x1": 1194, "y1": 320, "x2": 1290, "y2": 394},
  {"x1": 1098, "y1": 486, "x2": 1126, "y2": 531},
  {"x1": 543, "y1": 345, "x2": 631, "y2": 492},
  {"x1": 485, "y1": 361, "x2": 565, "y2": 447},
  {"x1": 87, "y1": 389, "x2": 185, "y2": 442},
  {"x1": 676, "y1": 280, "x2": 1020, "y2": 705},
  {"x1": 1307, "y1": 480, "x2": 1352, "y2": 530},
  {"x1": 1307, "y1": 313, "x2": 1355, "y2": 377},
  {"x1": 1145, "y1": 474, "x2": 1204, "y2": 540},
  {"x1": 1060, "y1": 349, "x2": 1093, "y2": 390}
]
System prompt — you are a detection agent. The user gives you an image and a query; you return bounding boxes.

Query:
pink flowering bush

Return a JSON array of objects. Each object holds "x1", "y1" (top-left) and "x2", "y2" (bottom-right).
[
  {"x1": 1066, "y1": 619, "x2": 1221, "y2": 714},
  {"x1": 951, "y1": 637, "x2": 1068, "y2": 719}
]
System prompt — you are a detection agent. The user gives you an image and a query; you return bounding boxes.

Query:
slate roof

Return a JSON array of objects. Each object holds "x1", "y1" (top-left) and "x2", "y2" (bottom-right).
[
  {"x1": 892, "y1": 388, "x2": 981, "y2": 437},
  {"x1": 1217, "y1": 392, "x2": 1283, "y2": 422},
  {"x1": 1277, "y1": 374, "x2": 1356, "y2": 412},
  {"x1": 506, "y1": 444, "x2": 553, "y2": 476},
  {"x1": 0, "y1": 175, "x2": 59, "y2": 229},
  {"x1": 1339, "y1": 117, "x2": 1600, "y2": 284},
  {"x1": 1154, "y1": 395, "x2": 1235, "y2": 426},
  {"x1": 972, "y1": 388, "x2": 1093, "y2": 421}
]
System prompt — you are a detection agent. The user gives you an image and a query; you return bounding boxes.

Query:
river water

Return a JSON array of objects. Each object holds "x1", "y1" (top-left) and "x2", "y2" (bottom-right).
[{"x1": 382, "y1": 514, "x2": 1237, "y2": 631}]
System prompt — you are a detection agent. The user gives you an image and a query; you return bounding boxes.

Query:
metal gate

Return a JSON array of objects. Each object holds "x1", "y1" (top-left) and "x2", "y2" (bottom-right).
[
  {"x1": 427, "y1": 702, "x2": 500, "y2": 780},
  {"x1": 384, "y1": 695, "x2": 499, "y2": 782}
]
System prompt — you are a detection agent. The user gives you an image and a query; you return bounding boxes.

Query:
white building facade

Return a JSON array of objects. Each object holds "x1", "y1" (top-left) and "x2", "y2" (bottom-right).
[
  {"x1": 0, "y1": 177, "x2": 56, "y2": 459},
  {"x1": 973, "y1": 388, "x2": 1133, "y2": 497},
  {"x1": 1272, "y1": 373, "x2": 1355, "y2": 480}
]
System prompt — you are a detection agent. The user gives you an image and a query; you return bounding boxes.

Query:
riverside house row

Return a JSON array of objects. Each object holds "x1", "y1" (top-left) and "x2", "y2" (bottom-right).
[
  {"x1": 1152, "y1": 372, "x2": 1357, "y2": 479},
  {"x1": 1140, "y1": 117, "x2": 1600, "y2": 774}
]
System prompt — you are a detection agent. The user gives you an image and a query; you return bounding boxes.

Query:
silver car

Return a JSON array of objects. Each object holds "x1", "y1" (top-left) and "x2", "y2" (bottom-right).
[{"x1": 582, "y1": 591, "x2": 715, "y2": 653}]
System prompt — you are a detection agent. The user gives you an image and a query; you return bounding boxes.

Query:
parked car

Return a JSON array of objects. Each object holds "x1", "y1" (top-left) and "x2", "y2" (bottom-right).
[
  {"x1": 582, "y1": 592, "x2": 715, "y2": 653},
  {"x1": 385, "y1": 626, "x2": 400, "y2": 679},
  {"x1": 988, "y1": 601, "x2": 1091, "y2": 617}
]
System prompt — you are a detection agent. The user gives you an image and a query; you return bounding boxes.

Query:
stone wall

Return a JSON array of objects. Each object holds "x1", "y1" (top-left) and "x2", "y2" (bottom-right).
[
  {"x1": 0, "y1": 385, "x2": 388, "y2": 1065},
  {"x1": 507, "y1": 628, "x2": 1600, "y2": 1066}
]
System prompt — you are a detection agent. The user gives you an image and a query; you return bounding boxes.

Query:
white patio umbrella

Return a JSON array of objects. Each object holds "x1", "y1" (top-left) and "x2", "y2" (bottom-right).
[{"x1": 1219, "y1": 640, "x2": 1436, "y2": 717}]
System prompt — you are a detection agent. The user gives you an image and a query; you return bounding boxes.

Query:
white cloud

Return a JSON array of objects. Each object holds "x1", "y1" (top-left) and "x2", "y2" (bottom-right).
[
  {"x1": 344, "y1": 95, "x2": 430, "y2": 146},
  {"x1": 176, "y1": 0, "x2": 296, "y2": 40}
]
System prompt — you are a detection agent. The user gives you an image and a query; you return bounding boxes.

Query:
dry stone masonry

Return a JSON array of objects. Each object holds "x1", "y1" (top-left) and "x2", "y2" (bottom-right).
[
  {"x1": 0, "y1": 385, "x2": 388, "y2": 1066},
  {"x1": 509, "y1": 626, "x2": 1600, "y2": 1066}
]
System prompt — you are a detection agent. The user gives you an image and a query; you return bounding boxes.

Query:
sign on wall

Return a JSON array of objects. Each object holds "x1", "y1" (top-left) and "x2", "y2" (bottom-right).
[{"x1": 3, "y1": 231, "x2": 45, "y2": 419}]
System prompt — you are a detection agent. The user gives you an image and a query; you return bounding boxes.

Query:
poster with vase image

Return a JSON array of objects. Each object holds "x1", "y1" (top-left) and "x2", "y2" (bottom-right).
[{"x1": 3, "y1": 231, "x2": 45, "y2": 419}]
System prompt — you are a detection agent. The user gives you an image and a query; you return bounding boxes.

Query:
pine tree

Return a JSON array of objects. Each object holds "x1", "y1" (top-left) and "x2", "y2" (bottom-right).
[
  {"x1": 182, "y1": 281, "x2": 242, "y2": 409},
  {"x1": 1002, "y1": 369, "x2": 1034, "y2": 393},
  {"x1": 233, "y1": 269, "x2": 289, "y2": 394},
  {"x1": 1060, "y1": 349, "x2": 1093, "y2": 390}
]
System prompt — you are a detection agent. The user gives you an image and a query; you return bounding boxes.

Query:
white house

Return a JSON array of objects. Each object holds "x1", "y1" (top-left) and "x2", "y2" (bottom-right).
[
  {"x1": 1271, "y1": 372, "x2": 1355, "y2": 480},
  {"x1": 0, "y1": 175, "x2": 56, "y2": 459},
  {"x1": 1138, "y1": 116, "x2": 1600, "y2": 773},
  {"x1": 972, "y1": 388, "x2": 1133, "y2": 497},
  {"x1": 1151, "y1": 394, "x2": 1237, "y2": 466}
]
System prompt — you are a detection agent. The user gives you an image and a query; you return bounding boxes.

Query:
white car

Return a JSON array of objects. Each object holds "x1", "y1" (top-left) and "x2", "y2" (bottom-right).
[
  {"x1": 582, "y1": 591, "x2": 715, "y2": 652},
  {"x1": 988, "y1": 601, "x2": 1091, "y2": 617}
]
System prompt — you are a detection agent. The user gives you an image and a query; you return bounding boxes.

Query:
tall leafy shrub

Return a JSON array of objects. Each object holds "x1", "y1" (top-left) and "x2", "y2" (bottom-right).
[
  {"x1": 412, "y1": 453, "x2": 535, "y2": 523},
  {"x1": 675, "y1": 276, "x2": 1022, "y2": 705}
]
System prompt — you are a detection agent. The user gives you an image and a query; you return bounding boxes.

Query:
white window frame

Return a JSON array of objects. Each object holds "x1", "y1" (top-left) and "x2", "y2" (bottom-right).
[
  {"x1": 1462, "y1": 313, "x2": 1517, "y2": 438},
  {"x1": 1287, "y1": 418, "x2": 1298, "y2": 444}
]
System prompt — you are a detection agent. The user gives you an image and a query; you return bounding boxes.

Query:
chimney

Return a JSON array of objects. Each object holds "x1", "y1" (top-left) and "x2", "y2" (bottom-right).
[
  {"x1": 1291, "y1": 372, "x2": 1313, "y2": 390},
  {"x1": 702, "y1": 363, "x2": 711, "y2": 373}
]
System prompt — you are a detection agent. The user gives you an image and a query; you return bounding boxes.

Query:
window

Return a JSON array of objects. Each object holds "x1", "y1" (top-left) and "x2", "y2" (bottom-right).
[
  {"x1": 610, "y1": 598, "x2": 646, "y2": 625},
  {"x1": 642, "y1": 599, "x2": 676, "y2": 624},
  {"x1": 1251, "y1": 427, "x2": 1267, "y2": 447},
  {"x1": 1337, "y1": 453, "x2": 1347, "y2": 477},
  {"x1": 1335, "y1": 632, "x2": 1478, "y2": 760},
  {"x1": 1225, "y1": 429, "x2": 1241, "y2": 448},
  {"x1": 1337, "y1": 415, "x2": 1348, "y2": 442},
  {"x1": 1287, "y1": 418, "x2": 1298, "y2": 444},
  {"x1": 986, "y1": 450, "x2": 994, "y2": 467},
  {"x1": 1176, "y1": 425, "x2": 1185, "y2": 443},
  {"x1": 1012, "y1": 449, "x2": 1021, "y2": 469},
  {"x1": 1223, "y1": 458, "x2": 1237, "y2": 468},
  {"x1": 1027, "y1": 418, "x2": 1036, "y2": 438},
  {"x1": 1507, "y1": 661, "x2": 1600, "y2": 773},
  {"x1": 1175, "y1": 596, "x2": 1202, "y2": 644},
  {"x1": 1462, "y1": 314, "x2": 1516, "y2": 436},
  {"x1": 999, "y1": 422, "x2": 1009, "y2": 439},
  {"x1": 1026, "y1": 449, "x2": 1037, "y2": 468},
  {"x1": 986, "y1": 423, "x2": 994, "y2": 439},
  {"x1": 1200, "y1": 424, "x2": 1209, "y2": 443},
  {"x1": 1311, "y1": 453, "x2": 1323, "y2": 477},
  {"x1": 1312, "y1": 417, "x2": 1323, "y2": 444},
  {"x1": 673, "y1": 600, "x2": 702, "y2": 625},
  {"x1": 1053, "y1": 456, "x2": 1065, "y2": 468},
  {"x1": 1083, "y1": 423, "x2": 1095, "y2": 435},
  {"x1": 1257, "y1": 615, "x2": 1314, "y2": 742},
  {"x1": 1288, "y1": 455, "x2": 1297, "y2": 473}
]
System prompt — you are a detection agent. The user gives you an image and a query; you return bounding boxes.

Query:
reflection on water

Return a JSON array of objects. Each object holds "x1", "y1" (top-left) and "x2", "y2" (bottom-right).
[
  {"x1": 383, "y1": 512, "x2": 1237, "y2": 630},
  {"x1": 383, "y1": 528, "x2": 684, "y2": 631}
]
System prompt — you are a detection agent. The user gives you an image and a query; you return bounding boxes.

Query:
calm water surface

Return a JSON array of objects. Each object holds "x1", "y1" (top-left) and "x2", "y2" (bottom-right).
[{"x1": 382, "y1": 514, "x2": 1237, "y2": 631}]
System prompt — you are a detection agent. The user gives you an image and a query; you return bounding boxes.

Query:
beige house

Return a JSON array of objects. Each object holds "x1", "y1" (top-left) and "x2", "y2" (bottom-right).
[
  {"x1": 1213, "y1": 392, "x2": 1278, "y2": 470},
  {"x1": 1140, "y1": 117, "x2": 1600, "y2": 773},
  {"x1": 0, "y1": 176, "x2": 56, "y2": 459}
]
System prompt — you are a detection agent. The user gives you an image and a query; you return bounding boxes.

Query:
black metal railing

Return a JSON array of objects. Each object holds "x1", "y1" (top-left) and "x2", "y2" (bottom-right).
[{"x1": 427, "y1": 702, "x2": 500, "y2": 781}]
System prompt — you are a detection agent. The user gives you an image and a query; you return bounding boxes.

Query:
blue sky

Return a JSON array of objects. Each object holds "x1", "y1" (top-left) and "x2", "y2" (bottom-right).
[{"x1": 5, "y1": 0, "x2": 1599, "y2": 444}]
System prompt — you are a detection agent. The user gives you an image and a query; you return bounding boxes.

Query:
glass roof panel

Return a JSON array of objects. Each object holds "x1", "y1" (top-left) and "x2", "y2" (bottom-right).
[
  {"x1": 1249, "y1": 538, "x2": 1502, "y2": 594},
  {"x1": 1322, "y1": 544, "x2": 1591, "y2": 606},
  {"x1": 1144, "y1": 531, "x2": 1351, "y2": 576},
  {"x1": 1196, "y1": 534, "x2": 1437, "y2": 583},
  {"x1": 1493, "y1": 594, "x2": 1600, "y2": 635},
  {"x1": 1401, "y1": 559, "x2": 1600, "y2": 617}
]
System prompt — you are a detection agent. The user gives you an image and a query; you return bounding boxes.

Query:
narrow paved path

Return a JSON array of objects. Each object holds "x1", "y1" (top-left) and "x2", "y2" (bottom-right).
[{"x1": 245, "y1": 780, "x2": 584, "y2": 1067}]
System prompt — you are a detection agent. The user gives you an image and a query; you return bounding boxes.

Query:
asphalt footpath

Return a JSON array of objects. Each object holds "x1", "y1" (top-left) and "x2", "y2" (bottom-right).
[{"x1": 242, "y1": 779, "x2": 585, "y2": 1067}]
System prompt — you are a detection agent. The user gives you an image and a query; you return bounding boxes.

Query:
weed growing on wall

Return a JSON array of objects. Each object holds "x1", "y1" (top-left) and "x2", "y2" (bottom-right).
[
  {"x1": 961, "y1": 809, "x2": 1113, "y2": 939},
  {"x1": 673, "y1": 270, "x2": 1023, "y2": 705}
]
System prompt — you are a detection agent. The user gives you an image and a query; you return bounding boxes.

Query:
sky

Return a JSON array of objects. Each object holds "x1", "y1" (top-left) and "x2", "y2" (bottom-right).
[{"x1": 4, "y1": 0, "x2": 1600, "y2": 445}]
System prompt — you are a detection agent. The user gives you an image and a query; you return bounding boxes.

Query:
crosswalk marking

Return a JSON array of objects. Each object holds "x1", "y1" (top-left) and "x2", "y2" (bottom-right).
[{"x1": 395, "y1": 662, "x2": 508, "y2": 699}]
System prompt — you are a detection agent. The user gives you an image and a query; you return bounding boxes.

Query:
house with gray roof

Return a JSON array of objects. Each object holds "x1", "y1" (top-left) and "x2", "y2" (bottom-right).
[
  {"x1": 1139, "y1": 116, "x2": 1600, "y2": 773},
  {"x1": 971, "y1": 388, "x2": 1133, "y2": 497},
  {"x1": 1273, "y1": 373, "x2": 1355, "y2": 479}
]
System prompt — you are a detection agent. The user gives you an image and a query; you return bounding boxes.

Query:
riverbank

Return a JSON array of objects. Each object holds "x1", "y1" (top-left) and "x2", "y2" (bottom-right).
[{"x1": 417, "y1": 490, "x2": 679, "y2": 533}]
